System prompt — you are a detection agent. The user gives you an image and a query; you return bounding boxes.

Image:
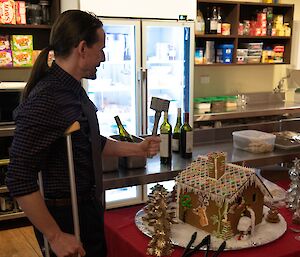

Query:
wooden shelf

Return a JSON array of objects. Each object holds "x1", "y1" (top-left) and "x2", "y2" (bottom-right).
[
  {"x1": 237, "y1": 36, "x2": 291, "y2": 40},
  {"x1": 195, "y1": 62, "x2": 287, "y2": 66},
  {"x1": 0, "y1": 67, "x2": 32, "y2": 70},
  {"x1": 0, "y1": 24, "x2": 51, "y2": 29},
  {"x1": 195, "y1": 34, "x2": 236, "y2": 39},
  {"x1": 0, "y1": 211, "x2": 25, "y2": 221},
  {"x1": 196, "y1": 0, "x2": 294, "y2": 65}
]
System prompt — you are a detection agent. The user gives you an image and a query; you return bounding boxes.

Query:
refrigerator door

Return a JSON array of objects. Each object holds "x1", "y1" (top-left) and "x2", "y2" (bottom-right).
[
  {"x1": 84, "y1": 19, "x2": 141, "y2": 137},
  {"x1": 141, "y1": 20, "x2": 194, "y2": 134}
]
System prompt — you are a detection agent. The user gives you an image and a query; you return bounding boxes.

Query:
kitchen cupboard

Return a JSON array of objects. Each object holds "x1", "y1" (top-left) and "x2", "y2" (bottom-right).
[
  {"x1": 196, "y1": 0, "x2": 294, "y2": 65},
  {"x1": 0, "y1": 0, "x2": 60, "y2": 223}
]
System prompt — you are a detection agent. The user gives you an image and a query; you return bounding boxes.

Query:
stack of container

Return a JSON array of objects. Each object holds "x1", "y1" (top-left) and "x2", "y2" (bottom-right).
[{"x1": 241, "y1": 42, "x2": 263, "y2": 63}]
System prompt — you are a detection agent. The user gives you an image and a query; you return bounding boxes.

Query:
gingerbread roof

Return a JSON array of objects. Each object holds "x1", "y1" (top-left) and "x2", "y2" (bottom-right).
[{"x1": 175, "y1": 155, "x2": 272, "y2": 204}]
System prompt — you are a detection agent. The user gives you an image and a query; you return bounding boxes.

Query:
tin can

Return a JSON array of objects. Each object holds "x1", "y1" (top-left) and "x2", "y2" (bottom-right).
[
  {"x1": 243, "y1": 20, "x2": 250, "y2": 35},
  {"x1": 221, "y1": 23, "x2": 231, "y2": 35},
  {"x1": 238, "y1": 23, "x2": 244, "y2": 35}
]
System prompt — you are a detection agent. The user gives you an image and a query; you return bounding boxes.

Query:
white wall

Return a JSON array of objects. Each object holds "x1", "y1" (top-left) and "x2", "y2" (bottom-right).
[
  {"x1": 78, "y1": 0, "x2": 196, "y2": 20},
  {"x1": 60, "y1": 0, "x2": 79, "y2": 12}
]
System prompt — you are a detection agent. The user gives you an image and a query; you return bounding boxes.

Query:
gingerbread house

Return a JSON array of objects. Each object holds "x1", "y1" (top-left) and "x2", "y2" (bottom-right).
[{"x1": 175, "y1": 153, "x2": 273, "y2": 240}]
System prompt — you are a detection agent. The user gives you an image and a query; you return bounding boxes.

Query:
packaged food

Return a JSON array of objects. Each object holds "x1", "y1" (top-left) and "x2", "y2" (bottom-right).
[
  {"x1": 216, "y1": 44, "x2": 234, "y2": 63},
  {"x1": 247, "y1": 56, "x2": 261, "y2": 64},
  {"x1": 15, "y1": 1, "x2": 26, "y2": 25},
  {"x1": 0, "y1": 35, "x2": 10, "y2": 50},
  {"x1": 0, "y1": 49, "x2": 12, "y2": 67},
  {"x1": 221, "y1": 23, "x2": 231, "y2": 35},
  {"x1": 0, "y1": 0, "x2": 16, "y2": 24},
  {"x1": 232, "y1": 130, "x2": 276, "y2": 153},
  {"x1": 236, "y1": 55, "x2": 247, "y2": 64},
  {"x1": 236, "y1": 49, "x2": 248, "y2": 56},
  {"x1": 11, "y1": 35, "x2": 33, "y2": 51},
  {"x1": 32, "y1": 49, "x2": 41, "y2": 63},
  {"x1": 12, "y1": 50, "x2": 33, "y2": 67},
  {"x1": 195, "y1": 48, "x2": 204, "y2": 64}
]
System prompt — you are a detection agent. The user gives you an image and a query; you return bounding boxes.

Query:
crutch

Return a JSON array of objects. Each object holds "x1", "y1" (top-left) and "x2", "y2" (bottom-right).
[{"x1": 39, "y1": 121, "x2": 81, "y2": 257}]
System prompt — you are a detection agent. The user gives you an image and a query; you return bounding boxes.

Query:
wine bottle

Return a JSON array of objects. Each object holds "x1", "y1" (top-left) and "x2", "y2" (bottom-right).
[
  {"x1": 210, "y1": 6, "x2": 218, "y2": 34},
  {"x1": 160, "y1": 111, "x2": 172, "y2": 164},
  {"x1": 114, "y1": 115, "x2": 134, "y2": 142},
  {"x1": 217, "y1": 7, "x2": 222, "y2": 34},
  {"x1": 172, "y1": 108, "x2": 182, "y2": 153},
  {"x1": 205, "y1": 7, "x2": 211, "y2": 34},
  {"x1": 180, "y1": 112, "x2": 193, "y2": 159}
]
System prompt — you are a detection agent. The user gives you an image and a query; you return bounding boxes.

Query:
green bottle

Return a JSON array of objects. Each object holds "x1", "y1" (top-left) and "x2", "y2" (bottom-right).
[
  {"x1": 172, "y1": 108, "x2": 182, "y2": 153},
  {"x1": 114, "y1": 115, "x2": 134, "y2": 142},
  {"x1": 180, "y1": 112, "x2": 193, "y2": 158},
  {"x1": 160, "y1": 111, "x2": 172, "y2": 164}
]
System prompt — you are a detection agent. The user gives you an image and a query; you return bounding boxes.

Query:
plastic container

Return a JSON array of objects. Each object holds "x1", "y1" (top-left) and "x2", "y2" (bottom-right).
[
  {"x1": 232, "y1": 130, "x2": 276, "y2": 153},
  {"x1": 216, "y1": 44, "x2": 234, "y2": 63},
  {"x1": 194, "y1": 97, "x2": 212, "y2": 111}
]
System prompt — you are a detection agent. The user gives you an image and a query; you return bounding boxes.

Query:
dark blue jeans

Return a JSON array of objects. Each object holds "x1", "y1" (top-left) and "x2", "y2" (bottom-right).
[{"x1": 34, "y1": 198, "x2": 107, "y2": 257}]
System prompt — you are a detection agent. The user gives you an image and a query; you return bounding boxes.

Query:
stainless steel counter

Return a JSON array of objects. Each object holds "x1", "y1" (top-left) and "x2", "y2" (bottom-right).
[
  {"x1": 103, "y1": 141, "x2": 300, "y2": 190},
  {"x1": 194, "y1": 101, "x2": 300, "y2": 121}
]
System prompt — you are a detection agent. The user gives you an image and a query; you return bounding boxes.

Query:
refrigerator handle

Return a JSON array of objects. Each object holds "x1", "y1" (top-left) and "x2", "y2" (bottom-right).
[{"x1": 139, "y1": 68, "x2": 148, "y2": 135}]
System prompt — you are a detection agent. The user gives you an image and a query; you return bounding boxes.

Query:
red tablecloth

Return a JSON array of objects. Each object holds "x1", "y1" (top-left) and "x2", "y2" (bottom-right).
[{"x1": 104, "y1": 180, "x2": 300, "y2": 257}]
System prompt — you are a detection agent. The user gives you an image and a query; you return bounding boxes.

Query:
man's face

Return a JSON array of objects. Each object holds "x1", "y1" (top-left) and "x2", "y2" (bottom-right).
[{"x1": 83, "y1": 28, "x2": 106, "y2": 80}]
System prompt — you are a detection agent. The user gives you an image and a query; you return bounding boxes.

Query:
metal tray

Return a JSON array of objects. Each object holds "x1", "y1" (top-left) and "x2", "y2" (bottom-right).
[
  {"x1": 274, "y1": 131, "x2": 300, "y2": 150},
  {"x1": 110, "y1": 135, "x2": 147, "y2": 169}
]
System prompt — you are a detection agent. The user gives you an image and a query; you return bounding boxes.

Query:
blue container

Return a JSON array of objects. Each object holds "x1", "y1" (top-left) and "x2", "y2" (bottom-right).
[{"x1": 216, "y1": 44, "x2": 234, "y2": 63}]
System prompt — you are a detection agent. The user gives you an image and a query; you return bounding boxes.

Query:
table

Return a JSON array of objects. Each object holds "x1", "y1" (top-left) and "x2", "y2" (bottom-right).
[{"x1": 104, "y1": 180, "x2": 300, "y2": 257}]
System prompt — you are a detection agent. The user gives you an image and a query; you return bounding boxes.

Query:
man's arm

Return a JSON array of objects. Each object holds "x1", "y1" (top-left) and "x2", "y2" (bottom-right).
[
  {"x1": 102, "y1": 136, "x2": 160, "y2": 158},
  {"x1": 16, "y1": 191, "x2": 85, "y2": 257}
]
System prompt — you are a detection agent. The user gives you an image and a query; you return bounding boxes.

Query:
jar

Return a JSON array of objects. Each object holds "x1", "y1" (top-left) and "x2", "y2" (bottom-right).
[
  {"x1": 243, "y1": 20, "x2": 250, "y2": 35},
  {"x1": 26, "y1": 3, "x2": 42, "y2": 25},
  {"x1": 238, "y1": 23, "x2": 244, "y2": 35},
  {"x1": 221, "y1": 23, "x2": 231, "y2": 35},
  {"x1": 39, "y1": 0, "x2": 50, "y2": 25},
  {"x1": 284, "y1": 23, "x2": 291, "y2": 37}
]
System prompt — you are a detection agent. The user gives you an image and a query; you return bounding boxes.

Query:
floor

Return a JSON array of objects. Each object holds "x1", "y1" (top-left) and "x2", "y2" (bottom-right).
[{"x1": 0, "y1": 225, "x2": 42, "y2": 257}]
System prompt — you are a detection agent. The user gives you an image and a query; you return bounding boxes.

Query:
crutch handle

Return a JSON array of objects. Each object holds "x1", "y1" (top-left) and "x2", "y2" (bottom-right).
[{"x1": 65, "y1": 121, "x2": 80, "y2": 135}]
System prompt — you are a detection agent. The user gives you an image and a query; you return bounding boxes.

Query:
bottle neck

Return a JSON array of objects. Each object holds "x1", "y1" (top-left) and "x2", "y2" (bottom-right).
[
  {"x1": 177, "y1": 108, "x2": 181, "y2": 120},
  {"x1": 114, "y1": 116, "x2": 122, "y2": 127},
  {"x1": 184, "y1": 112, "x2": 189, "y2": 123},
  {"x1": 164, "y1": 112, "x2": 169, "y2": 122}
]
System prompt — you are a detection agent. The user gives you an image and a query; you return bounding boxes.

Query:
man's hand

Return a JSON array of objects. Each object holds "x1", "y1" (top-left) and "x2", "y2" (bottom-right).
[
  {"x1": 140, "y1": 136, "x2": 160, "y2": 158},
  {"x1": 49, "y1": 231, "x2": 86, "y2": 257}
]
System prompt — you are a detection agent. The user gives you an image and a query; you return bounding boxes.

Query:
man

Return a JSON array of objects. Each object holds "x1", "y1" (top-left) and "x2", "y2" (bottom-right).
[{"x1": 6, "y1": 10, "x2": 160, "y2": 257}]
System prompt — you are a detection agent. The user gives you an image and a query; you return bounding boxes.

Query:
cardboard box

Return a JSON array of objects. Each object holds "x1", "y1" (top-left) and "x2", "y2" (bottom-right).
[
  {"x1": 0, "y1": 49, "x2": 12, "y2": 67},
  {"x1": 15, "y1": 1, "x2": 26, "y2": 24},
  {"x1": 11, "y1": 35, "x2": 33, "y2": 51},
  {"x1": 12, "y1": 50, "x2": 33, "y2": 67},
  {"x1": 0, "y1": 35, "x2": 10, "y2": 50},
  {"x1": 0, "y1": 0, "x2": 16, "y2": 24}
]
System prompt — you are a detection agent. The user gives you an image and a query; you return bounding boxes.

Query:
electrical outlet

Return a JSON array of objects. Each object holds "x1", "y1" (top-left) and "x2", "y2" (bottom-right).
[{"x1": 200, "y1": 75, "x2": 210, "y2": 84}]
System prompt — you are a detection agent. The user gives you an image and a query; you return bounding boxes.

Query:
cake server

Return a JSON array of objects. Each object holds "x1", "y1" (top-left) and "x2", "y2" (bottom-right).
[
  {"x1": 181, "y1": 234, "x2": 211, "y2": 257},
  {"x1": 212, "y1": 241, "x2": 226, "y2": 257}
]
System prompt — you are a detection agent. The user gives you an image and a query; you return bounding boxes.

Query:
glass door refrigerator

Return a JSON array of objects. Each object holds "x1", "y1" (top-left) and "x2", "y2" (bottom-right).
[{"x1": 83, "y1": 18, "x2": 194, "y2": 208}]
